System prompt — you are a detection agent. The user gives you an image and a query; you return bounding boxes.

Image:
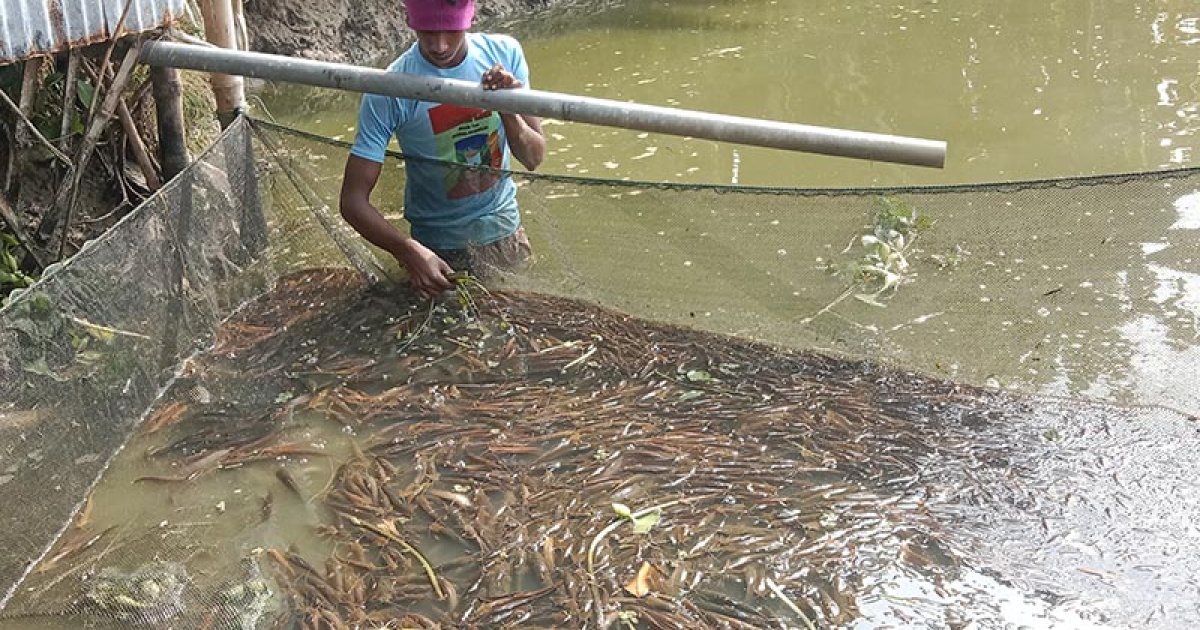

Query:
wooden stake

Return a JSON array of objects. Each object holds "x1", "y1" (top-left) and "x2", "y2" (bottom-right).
[
  {"x1": 59, "y1": 50, "x2": 81, "y2": 151},
  {"x1": 198, "y1": 0, "x2": 246, "y2": 127},
  {"x1": 150, "y1": 65, "x2": 189, "y2": 181},
  {"x1": 4, "y1": 57, "x2": 43, "y2": 196}
]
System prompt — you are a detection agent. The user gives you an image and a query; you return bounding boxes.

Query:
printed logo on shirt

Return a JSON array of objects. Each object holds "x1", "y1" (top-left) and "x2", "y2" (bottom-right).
[{"x1": 428, "y1": 104, "x2": 503, "y2": 200}]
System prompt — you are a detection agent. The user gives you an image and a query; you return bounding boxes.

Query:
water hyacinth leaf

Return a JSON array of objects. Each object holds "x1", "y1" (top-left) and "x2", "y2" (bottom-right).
[
  {"x1": 76, "y1": 350, "x2": 105, "y2": 365},
  {"x1": 631, "y1": 509, "x2": 660, "y2": 534},
  {"x1": 24, "y1": 356, "x2": 68, "y2": 382},
  {"x1": 685, "y1": 369, "x2": 714, "y2": 383}
]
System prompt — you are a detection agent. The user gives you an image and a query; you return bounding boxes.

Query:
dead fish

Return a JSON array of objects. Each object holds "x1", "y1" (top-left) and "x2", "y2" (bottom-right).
[{"x1": 276, "y1": 468, "x2": 305, "y2": 501}]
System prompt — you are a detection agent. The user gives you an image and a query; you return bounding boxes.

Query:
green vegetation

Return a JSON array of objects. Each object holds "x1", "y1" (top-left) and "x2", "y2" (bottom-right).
[
  {"x1": 830, "y1": 195, "x2": 934, "y2": 306},
  {"x1": 1, "y1": 231, "x2": 35, "y2": 303},
  {"x1": 802, "y1": 196, "x2": 935, "y2": 325}
]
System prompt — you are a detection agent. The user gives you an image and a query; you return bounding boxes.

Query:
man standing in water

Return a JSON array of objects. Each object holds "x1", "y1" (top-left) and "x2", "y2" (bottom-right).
[{"x1": 340, "y1": 0, "x2": 546, "y2": 297}]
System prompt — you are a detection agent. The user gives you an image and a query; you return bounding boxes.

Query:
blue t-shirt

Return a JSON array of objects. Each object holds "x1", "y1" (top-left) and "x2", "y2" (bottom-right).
[{"x1": 350, "y1": 33, "x2": 530, "y2": 251}]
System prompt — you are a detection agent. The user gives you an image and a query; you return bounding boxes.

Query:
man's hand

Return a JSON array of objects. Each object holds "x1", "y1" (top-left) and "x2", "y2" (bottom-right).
[
  {"x1": 392, "y1": 240, "x2": 455, "y2": 298},
  {"x1": 340, "y1": 155, "x2": 455, "y2": 299},
  {"x1": 480, "y1": 64, "x2": 546, "y2": 171},
  {"x1": 482, "y1": 63, "x2": 522, "y2": 90}
]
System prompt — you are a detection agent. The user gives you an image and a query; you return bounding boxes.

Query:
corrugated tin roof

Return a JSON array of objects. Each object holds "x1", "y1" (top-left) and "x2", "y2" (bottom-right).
[{"x1": 1, "y1": 0, "x2": 186, "y2": 63}]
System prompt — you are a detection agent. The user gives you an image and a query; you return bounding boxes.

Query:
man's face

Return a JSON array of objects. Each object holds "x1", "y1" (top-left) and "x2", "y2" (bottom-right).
[{"x1": 415, "y1": 30, "x2": 468, "y2": 68}]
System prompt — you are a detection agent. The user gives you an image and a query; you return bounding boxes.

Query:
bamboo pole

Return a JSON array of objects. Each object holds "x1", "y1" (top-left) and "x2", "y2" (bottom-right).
[
  {"x1": 197, "y1": 0, "x2": 246, "y2": 127},
  {"x1": 5, "y1": 57, "x2": 43, "y2": 195},
  {"x1": 116, "y1": 100, "x2": 163, "y2": 190},
  {"x1": 60, "y1": 51, "x2": 80, "y2": 151},
  {"x1": 151, "y1": 66, "x2": 189, "y2": 181}
]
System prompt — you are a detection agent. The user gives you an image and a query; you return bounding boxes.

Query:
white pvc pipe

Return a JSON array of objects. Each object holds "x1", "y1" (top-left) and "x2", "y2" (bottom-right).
[{"x1": 140, "y1": 40, "x2": 947, "y2": 168}]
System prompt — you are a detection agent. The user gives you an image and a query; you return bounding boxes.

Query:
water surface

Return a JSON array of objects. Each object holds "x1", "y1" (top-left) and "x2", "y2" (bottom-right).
[{"x1": 260, "y1": 0, "x2": 1199, "y2": 186}]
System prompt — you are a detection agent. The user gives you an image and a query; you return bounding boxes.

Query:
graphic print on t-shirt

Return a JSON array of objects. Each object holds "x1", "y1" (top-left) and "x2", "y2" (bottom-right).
[{"x1": 428, "y1": 104, "x2": 502, "y2": 200}]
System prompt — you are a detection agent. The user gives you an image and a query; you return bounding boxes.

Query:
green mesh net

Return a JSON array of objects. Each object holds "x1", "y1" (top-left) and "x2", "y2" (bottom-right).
[{"x1": 0, "y1": 116, "x2": 1197, "y2": 629}]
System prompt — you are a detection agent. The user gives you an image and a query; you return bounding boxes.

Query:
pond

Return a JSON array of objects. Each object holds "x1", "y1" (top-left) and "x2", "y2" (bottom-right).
[
  {"x1": 257, "y1": 0, "x2": 1198, "y2": 187},
  {"x1": 251, "y1": 0, "x2": 1200, "y2": 414}
]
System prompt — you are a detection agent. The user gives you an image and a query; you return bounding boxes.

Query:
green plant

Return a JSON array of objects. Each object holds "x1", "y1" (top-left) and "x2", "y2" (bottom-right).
[
  {"x1": 801, "y1": 196, "x2": 934, "y2": 325},
  {"x1": 1, "y1": 232, "x2": 36, "y2": 302},
  {"x1": 830, "y1": 195, "x2": 933, "y2": 306}
]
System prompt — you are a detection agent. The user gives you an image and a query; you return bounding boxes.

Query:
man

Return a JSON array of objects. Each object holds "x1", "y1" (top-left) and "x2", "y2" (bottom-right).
[{"x1": 340, "y1": 0, "x2": 546, "y2": 297}]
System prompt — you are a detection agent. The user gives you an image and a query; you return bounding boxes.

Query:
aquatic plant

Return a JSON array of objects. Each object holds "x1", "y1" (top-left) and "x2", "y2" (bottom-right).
[{"x1": 802, "y1": 195, "x2": 934, "y2": 324}]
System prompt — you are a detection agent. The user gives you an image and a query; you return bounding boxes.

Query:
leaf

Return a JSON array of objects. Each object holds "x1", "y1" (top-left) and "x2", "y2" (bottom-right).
[
  {"x1": 612, "y1": 503, "x2": 632, "y2": 519},
  {"x1": 76, "y1": 79, "x2": 95, "y2": 109},
  {"x1": 631, "y1": 510, "x2": 660, "y2": 534},
  {"x1": 24, "y1": 356, "x2": 69, "y2": 382},
  {"x1": 36, "y1": 119, "x2": 59, "y2": 143},
  {"x1": 685, "y1": 369, "x2": 714, "y2": 383},
  {"x1": 76, "y1": 350, "x2": 106, "y2": 365},
  {"x1": 623, "y1": 561, "x2": 663, "y2": 598}
]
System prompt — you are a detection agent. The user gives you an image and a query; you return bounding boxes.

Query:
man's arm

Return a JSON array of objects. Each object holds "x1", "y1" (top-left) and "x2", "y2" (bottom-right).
[
  {"x1": 482, "y1": 64, "x2": 546, "y2": 171},
  {"x1": 500, "y1": 113, "x2": 545, "y2": 171},
  {"x1": 339, "y1": 155, "x2": 453, "y2": 296}
]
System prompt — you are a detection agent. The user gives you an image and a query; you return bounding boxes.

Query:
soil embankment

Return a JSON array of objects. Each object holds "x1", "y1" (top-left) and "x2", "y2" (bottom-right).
[{"x1": 244, "y1": 0, "x2": 570, "y2": 64}]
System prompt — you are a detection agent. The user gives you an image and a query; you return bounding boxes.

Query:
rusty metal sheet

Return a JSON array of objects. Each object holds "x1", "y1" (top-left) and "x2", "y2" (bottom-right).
[{"x1": 1, "y1": 0, "x2": 186, "y2": 64}]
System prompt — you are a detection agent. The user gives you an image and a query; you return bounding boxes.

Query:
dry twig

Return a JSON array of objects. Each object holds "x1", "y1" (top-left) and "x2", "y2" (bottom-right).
[{"x1": 0, "y1": 83, "x2": 73, "y2": 166}]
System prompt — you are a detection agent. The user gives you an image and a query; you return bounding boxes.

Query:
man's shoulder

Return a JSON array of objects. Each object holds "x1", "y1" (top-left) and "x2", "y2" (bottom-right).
[
  {"x1": 469, "y1": 32, "x2": 523, "y2": 55},
  {"x1": 383, "y1": 44, "x2": 422, "y2": 72}
]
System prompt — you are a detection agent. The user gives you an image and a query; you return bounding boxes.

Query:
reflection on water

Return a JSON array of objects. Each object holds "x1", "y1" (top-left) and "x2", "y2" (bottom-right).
[
  {"x1": 1170, "y1": 190, "x2": 1200, "y2": 229},
  {"x1": 5, "y1": 270, "x2": 1198, "y2": 628}
]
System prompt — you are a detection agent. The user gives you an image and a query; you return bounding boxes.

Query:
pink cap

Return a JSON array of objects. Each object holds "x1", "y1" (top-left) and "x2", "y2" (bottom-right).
[{"x1": 404, "y1": 0, "x2": 475, "y2": 31}]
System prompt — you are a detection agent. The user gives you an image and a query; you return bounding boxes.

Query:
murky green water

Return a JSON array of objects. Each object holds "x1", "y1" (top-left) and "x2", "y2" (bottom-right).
[{"x1": 259, "y1": 0, "x2": 1198, "y2": 187}]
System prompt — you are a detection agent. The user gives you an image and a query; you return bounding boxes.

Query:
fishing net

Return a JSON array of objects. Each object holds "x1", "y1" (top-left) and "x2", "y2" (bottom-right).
[{"x1": 0, "y1": 115, "x2": 1198, "y2": 629}]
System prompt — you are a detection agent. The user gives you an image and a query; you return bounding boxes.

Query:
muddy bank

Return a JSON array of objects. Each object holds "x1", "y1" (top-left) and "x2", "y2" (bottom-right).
[{"x1": 244, "y1": 0, "x2": 590, "y2": 64}]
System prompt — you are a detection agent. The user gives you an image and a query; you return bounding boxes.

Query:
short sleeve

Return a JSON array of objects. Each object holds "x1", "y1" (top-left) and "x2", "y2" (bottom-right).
[
  {"x1": 508, "y1": 39, "x2": 531, "y2": 89},
  {"x1": 350, "y1": 93, "x2": 401, "y2": 163}
]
